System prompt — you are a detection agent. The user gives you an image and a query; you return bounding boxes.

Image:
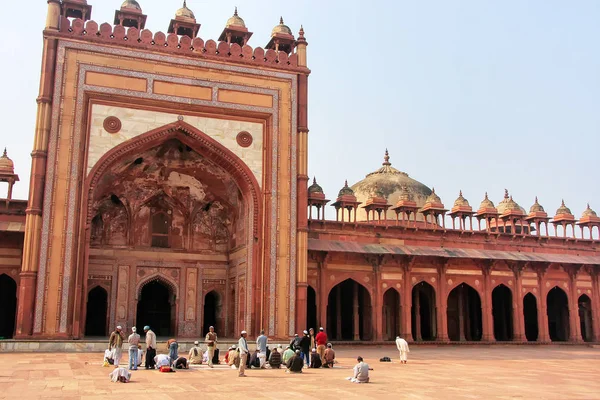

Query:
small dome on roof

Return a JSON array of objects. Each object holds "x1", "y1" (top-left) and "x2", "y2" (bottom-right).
[
  {"x1": 0, "y1": 148, "x2": 14, "y2": 174},
  {"x1": 479, "y1": 192, "x2": 495, "y2": 210},
  {"x1": 175, "y1": 0, "x2": 195, "y2": 20},
  {"x1": 555, "y1": 199, "x2": 572, "y2": 215},
  {"x1": 272, "y1": 17, "x2": 292, "y2": 36},
  {"x1": 454, "y1": 190, "x2": 470, "y2": 207},
  {"x1": 426, "y1": 188, "x2": 442, "y2": 204},
  {"x1": 496, "y1": 190, "x2": 526, "y2": 214},
  {"x1": 581, "y1": 203, "x2": 597, "y2": 218},
  {"x1": 398, "y1": 185, "x2": 414, "y2": 202},
  {"x1": 529, "y1": 197, "x2": 545, "y2": 213},
  {"x1": 308, "y1": 177, "x2": 323, "y2": 195},
  {"x1": 338, "y1": 180, "x2": 354, "y2": 198},
  {"x1": 121, "y1": 0, "x2": 142, "y2": 11},
  {"x1": 226, "y1": 7, "x2": 246, "y2": 28}
]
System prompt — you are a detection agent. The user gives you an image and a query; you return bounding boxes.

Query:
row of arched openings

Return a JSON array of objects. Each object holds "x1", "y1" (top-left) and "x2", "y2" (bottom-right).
[
  {"x1": 304, "y1": 278, "x2": 595, "y2": 342},
  {"x1": 84, "y1": 279, "x2": 222, "y2": 337}
]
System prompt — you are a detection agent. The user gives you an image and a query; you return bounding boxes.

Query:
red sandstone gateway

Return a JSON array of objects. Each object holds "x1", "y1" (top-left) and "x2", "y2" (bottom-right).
[{"x1": 0, "y1": 0, "x2": 598, "y2": 347}]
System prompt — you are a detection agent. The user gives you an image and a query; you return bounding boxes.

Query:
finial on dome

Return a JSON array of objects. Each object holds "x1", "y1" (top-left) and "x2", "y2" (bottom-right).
[
  {"x1": 382, "y1": 149, "x2": 391, "y2": 166},
  {"x1": 504, "y1": 189, "x2": 509, "y2": 199},
  {"x1": 2, "y1": 148, "x2": 6, "y2": 158},
  {"x1": 561, "y1": 199, "x2": 565, "y2": 206},
  {"x1": 459, "y1": 190, "x2": 463, "y2": 197},
  {"x1": 234, "y1": 6, "x2": 238, "y2": 16},
  {"x1": 535, "y1": 196, "x2": 538, "y2": 203},
  {"x1": 280, "y1": 16, "x2": 284, "y2": 24},
  {"x1": 587, "y1": 202, "x2": 591, "y2": 209},
  {"x1": 432, "y1": 187, "x2": 436, "y2": 194},
  {"x1": 485, "y1": 192, "x2": 489, "y2": 199},
  {"x1": 299, "y1": 25, "x2": 305, "y2": 38},
  {"x1": 313, "y1": 177, "x2": 317, "y2": 184},
  {"x1": 344, "y1": 179, "x2": 348, "y2": 187}
]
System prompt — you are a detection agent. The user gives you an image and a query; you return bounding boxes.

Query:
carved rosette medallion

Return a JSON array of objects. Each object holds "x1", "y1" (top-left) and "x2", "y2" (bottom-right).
[
  {"x1": 236, "y1": 131, "x2": 253, "y2": 148},
  {"x1": 103, "y1": 116, "x2": 122, "y2": 134}
]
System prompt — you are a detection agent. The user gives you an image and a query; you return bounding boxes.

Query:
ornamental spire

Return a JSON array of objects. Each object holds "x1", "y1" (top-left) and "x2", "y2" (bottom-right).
[{"x1": 383, "y1": 148, "x2": 391, "y2": 166}]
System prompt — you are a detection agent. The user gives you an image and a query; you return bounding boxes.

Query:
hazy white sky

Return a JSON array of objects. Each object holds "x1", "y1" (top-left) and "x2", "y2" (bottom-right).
[{"x1": 0, "y1": 1, "x2": 598, "y2": 223}]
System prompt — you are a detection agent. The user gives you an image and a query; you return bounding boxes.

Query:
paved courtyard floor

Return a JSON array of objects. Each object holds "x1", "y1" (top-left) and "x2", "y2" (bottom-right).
[{"x1": 0, "y1": 345, "x2": 599, "y2": 399}]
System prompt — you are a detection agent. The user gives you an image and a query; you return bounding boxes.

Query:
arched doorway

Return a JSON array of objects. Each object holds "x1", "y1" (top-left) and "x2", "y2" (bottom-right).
[
  {"x1": 0, "y1": 274, "x2": 17, "y2": 339},
  {"x1": 523, "y1": 293, "x2": 538, "y2": 342},
  {"x1": 547, "y1": 287, "x2": 569, "y2": 342},
  {"x1": 383, "y1": 288, "x2": 401, "y2": 341},
  {"x1": 578, "y1": 294, "x2": 593, "y2": 342},
  {"x1": 203, "y1": 291, "x2": 222, "y2": 335},
  {"x1": 447, "y1": 283, "x2": 482, "y2": 341},
  {"x1": 411, "y1": 281, "x2": 436, "y2": 341},
  {"x1": 326, "y1": 279, "x2": 372, "y2": 340},
  {"x1": 85, "y1": 286, "x2": 108, "y2": 336},
  {"x1": 492, "y1": 284, "x2": 513, "y2": 341},
  {"x1": 136, "y1": 280, "x2": 174, "y2": 336},
  {"x1": 307, "y1": 286, "x2": 317, "y2": 331}
]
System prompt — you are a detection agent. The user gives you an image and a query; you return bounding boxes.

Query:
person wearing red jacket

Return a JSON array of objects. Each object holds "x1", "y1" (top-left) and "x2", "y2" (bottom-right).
[{"x1": 315, "y1": 327, "x2": 328, "y2": 361}]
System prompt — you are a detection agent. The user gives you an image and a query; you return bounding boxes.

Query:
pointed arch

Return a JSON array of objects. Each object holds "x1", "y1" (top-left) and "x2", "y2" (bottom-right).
[
  {"x1": 492, "y1": 284, "x2": 513, "y2": 341},
  {"x1": 383, "y1": 287, "x2": 401, "y2": 341},
  {"x1": 326, "y1": 278, "x2": 372, "y2": 341},
  {"x1": 447, "y1": 283, "x2": 482, "y2": 341},
  {"x1": 523, "y1": 292, "x2": 538, "y2": 342},
  {"x1": 0, "y1": 274, "x2": 17, "y2": 339},
  {"x1": 547, "y1": 286, "x2": 569, "y2": 342},
  {"x1": 411, "y1": 281, "x2": 436, "y2": 341},
  {"x1": 578, "y1": 294, "x2": 593, "y2": 342}
]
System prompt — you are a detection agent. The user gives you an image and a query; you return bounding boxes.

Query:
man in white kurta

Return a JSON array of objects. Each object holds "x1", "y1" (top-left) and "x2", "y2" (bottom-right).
[
  {"x1": 395, "y1": 336, "x2": 410, "y2": 364},
  {"x1": 346, "y1": 356, "x2": 370, "y2": 383}
]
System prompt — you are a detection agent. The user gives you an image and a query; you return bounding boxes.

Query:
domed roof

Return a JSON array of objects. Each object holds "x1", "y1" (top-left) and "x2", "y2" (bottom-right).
[
  {"x1": 338, "y1": 180, "x2": 355, "y2": 198},
  {"x1": 581, "y1": 203, "x2": 597, "y2": 218},
  {"x1": 479, "y1": 192, "x2": 496, "y2": 210},
  {"x1": 496, "y1": 190, "x2": 526, "y2": 215},
  {"x1": 308, "y1": 177, "x2": 323, "y2": 195},
  {"x1": 175, "y1": 0, "x2": 195, "y2": 21},
  {"x1": 226, "y1": 7, "x2": 246, "y2": 28},
  {"x1": 426, "y1": 188, "x2": 442, "y2": 205},
  {"x1": 121, "y1": 0, "x2": 142, "y2": 12},
  {"x1": 454, "y1": 190, "x2": 470, "y2": 208},
  {"x1": 272, "y1": 17, "x2": 292, "y2": 36},
  {"x1": 351, "y1": 150, "x2": 432, "y2": 221},
  {"x1": 555, "y1": 199, "x2": 572, "y2": 215},
  {"x1": 0, "y1": 148, "x2": 14, "y2": 174},
  {"x1": 398, "y1": 185, "x2": 414, "y2": 202},
  {"x1": 529, "y1": 197, "x2": 545, "y2": 213}
]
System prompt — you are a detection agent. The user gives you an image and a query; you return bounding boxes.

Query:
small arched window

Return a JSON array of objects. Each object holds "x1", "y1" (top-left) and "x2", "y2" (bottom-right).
[{"x1": 151, "y1": 212, "x2": 170, "y2": 248}]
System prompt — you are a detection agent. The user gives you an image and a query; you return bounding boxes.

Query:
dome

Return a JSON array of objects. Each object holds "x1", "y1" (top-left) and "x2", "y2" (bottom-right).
[
  {"x1": 529, "y1": 197, "x2": 545, "y2": 213},
  {"x1": 496, "y1": 190, "x2": 526, "y2": 215},
  {"x1": 398, "y1": 185, "x2": 414, "y2": 202},
  {"x1": 308, "y1": 177, "x2": 323, "y2": 195},
  {"x1": 226, "y1": 7, "x2": 246, "y2": 28},
  {"x1": 479, "y1": 192, "x2": 496, "y2": 210},
  {"x1": 0, "y1": 148, "x2": 14, "y2": 174},
  {"x1": 425, "y1": 188, "x2": 442, "y2": 205},
  {"x1": 555, "y1": 199, "x2": 572, "y2": 215},
  {"x1": 338, "y1": 180, "x2": 355, "y2": 198},
  {"x1": 351, "y1": 150, "x2": 432, "y2": 221},
  {"x1": 454, "y1": 190, "x2": 470, "y2": 208},
  {"x1": 581, "y1": 203, "x2": 597, "y2": 218},
  {"x1": 272, "y1": 17, "x2": 292, "y2": 36},
  {"x1": 175, "y1": 0, "x2": 195, "y2": 21},
  {"x1": 121, "y1": 0, "x2": 142, "y2": 12}
]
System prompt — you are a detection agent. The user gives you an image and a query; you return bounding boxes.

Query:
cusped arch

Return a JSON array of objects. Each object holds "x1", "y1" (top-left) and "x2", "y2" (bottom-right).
[
  {"x1": 136, "y1": 273, "x2": 179, "y2": 301},
  {"x1": 85, "y1": 120, "x2": 262, "y2": 236},
  {"x1": 412, "y1": 280, "x2": 436, "y2": 290},
  {"x1": 88, "y1": 283, "x2": 110, "y2": 296},
  {"x1": 448, "y1": 281, "x2": 482, "y2": 297},
  {"x1": 327, "y1": 276, "x2": 373, "y2": 298}
]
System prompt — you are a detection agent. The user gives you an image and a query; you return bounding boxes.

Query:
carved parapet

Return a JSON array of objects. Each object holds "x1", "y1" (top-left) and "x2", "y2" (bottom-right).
[{"x1": 56, "y1": 18, "x2": 305, "y2": 72}]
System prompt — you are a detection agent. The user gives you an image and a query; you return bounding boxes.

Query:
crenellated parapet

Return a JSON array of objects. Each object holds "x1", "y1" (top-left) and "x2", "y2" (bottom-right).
[{"x1": 53, "y1": 17, "x2": 305, "y2": 72}]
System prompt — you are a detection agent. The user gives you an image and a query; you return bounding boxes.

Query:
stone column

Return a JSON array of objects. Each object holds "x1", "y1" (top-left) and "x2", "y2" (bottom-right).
[
  {"x1": 513, "y1": 276, "x2": 526, "y2": 342},
  {"x1": 353, "y1": 282, "x2": 360, "y2": 340},
  {"x1": 336, "y1": 285, "x2": 342, "y2": 340},
  {"x1": 568, "y1": 269, "x2": 582, "y2": 342},
  {"x1": 537, "y1": 268, "x2": 550, "y2": 342},
  {"x1": 318, "y1": 259, "x2": 328, "y2": 335},
  {"x1": 437, "y1": 266, "x2": 449, "y2": 342},
  {"x1": 481, "y1": 267, "x2": 494, "y2": 342},
  {"x1": 402, "y1": 266, "x2": 413, "y2": 340},
  {"x1": 591, "y1": 271, "x2": 600, "y2": 342},
  {"x1": 414, "y1": 287, "x2": 422, "y2": 341},
  {"x1": 15, "y1": 0, "x2": 60, "y2": 338},
  {"x1": 373, "y1": 264, "x2": 383, "y2": 341}
]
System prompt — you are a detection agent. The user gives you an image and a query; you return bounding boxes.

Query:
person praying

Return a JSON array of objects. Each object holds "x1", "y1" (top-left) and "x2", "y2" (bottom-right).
[
  {"x1": 268, "y1": 345, "x2": 282, "y2": 368},
  {"x1": 282, "y1": 345, "x2": 295, "y2": 364},
  {"x1": 347, "y1": 356, "x2": 370, "y2": 383},
  {"x1": 286, "y1": 350, "x2": 304, "y2": 373},
  {"x1": 323, "y1": 343, "x2": 335, "y2": 368},
  {"x1": 154, "y1": 353, "x2": 171, "y2": 369},
  {"x1": 309, "y1": 348, "x2": 322, "y2": 368},
  {"x1": 188, "y1": 340, "x2": 203, "y2": 365},
  {"x1": 395, "y1": 336, "x2": 410, "y2": 364}
]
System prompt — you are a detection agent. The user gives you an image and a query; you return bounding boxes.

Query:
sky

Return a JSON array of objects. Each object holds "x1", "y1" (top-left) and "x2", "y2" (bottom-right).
[{"x1": 0, "y1": 0, "x2": 598, "y2": 227}]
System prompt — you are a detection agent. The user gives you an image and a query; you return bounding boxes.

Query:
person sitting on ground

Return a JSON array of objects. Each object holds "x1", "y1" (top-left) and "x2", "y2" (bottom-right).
[
  {"x1": 174, "y1": 356, "x2": 189, "y2": 369},
  {"x1": 249, "y1": 349, "x2": 260, "y2": 368},
  {"x1": 188, "y1": 341, "x2": 203, "y2": 365},
  {"x1": 154, "y1": 354, "x2": 171, "y2": 369},
  {"x1": 109, "y1": 367, "x2": 131, "y2": 383},
  {"x1": 282, "y1": 345, "x2": 295, "y2": 364},
  {"x1": 310, "y1": 348, "x2": 322, "y2": 368},
  {"x1": 323, "y1": 343, "x2": 335, "y2": 368},
  {"x1": 268, "y1": 345, "x2": 282, "y2": 368},
  {"x1": 265, "y1": 345, "x2": 271, "y2": 364},
  {"x1": 277, "y1": 344, "x2": 284, "y2": 354},
  {"x1": 224, "y1": 346, "x2": 232, "y2": 364},
  {"x1": 346, "y1": 356, "x2": 370, "y2": 383},
  {"x1": 137, "y1": 344, "x2": 144, "y2": 368},
  {"x1": 227, "y1": 345, "x2": 240, "y2": 368},
  {"x1": 286, "y1": 350, "x2": 304, "y2": 373}
]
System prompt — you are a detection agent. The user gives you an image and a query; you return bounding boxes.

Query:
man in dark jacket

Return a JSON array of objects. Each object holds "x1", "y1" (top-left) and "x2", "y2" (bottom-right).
[
  {"x1": 268, "y1": 346, "x2": 282, "y2": 368},
  {"x1": 249, "y1": 349, "x2": 260, "y2": 368},
  {"x1": 309, "y1": 348, "x2": 322, "y2": 368},
  {"x1": 291, "y1": 333, "x2": 301, "y2": 351},
  {"x1": 286, "y1": 350, "x2": 304, "y2": 373},
  {"x1": 299, "y1": 330, "x2": 311, "y2": 366}
]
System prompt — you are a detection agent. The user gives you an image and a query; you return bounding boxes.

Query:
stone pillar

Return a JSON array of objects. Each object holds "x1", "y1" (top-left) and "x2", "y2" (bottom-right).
[
  {"x1": 15, "y1": 1, "x2": 60, "y2": 338},
  {"x1": 538, "y1": 270, "x2": 550, "y2": 342},
  {"x1": 336, "y1": 285, "x2": 342, "y2": 340},
  {"x1": 402, "y1": 267, "x2": 412, "y2": 340},
  {"x1": 353, "y1": 282, "x2": 360, "y2": 340},
  {"x1": 513, "y1": 269, "x2": 526, "y2": 342},
  {"x1": 481, "y1": 268, "x2": 494, "y2": 342},
  {"x1": 295, "y1": 282, "x2": 308, "y2": 335},
  {"x1": 568, "y1": 270, "x2": 582, "y2": 342},
  {"x1": 591, "y1": 272, "x2": 600, "y2": 342},
  {"x1": 414, "y1": 287, "x2": 422, "y2": 341},
  {"x1": 373, "y1": 265, "x2": 383, "y2": 341},
  {"x1": 318, "y1": 260, "x2": 328, "y2": 335},
  {"x1": 437, "y1": 267, "x2": 449, "y2": 342}
]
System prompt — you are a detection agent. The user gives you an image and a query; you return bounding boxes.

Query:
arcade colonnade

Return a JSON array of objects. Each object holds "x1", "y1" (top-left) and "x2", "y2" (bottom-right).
[{"x1": 306, "y1": 257, "x2": 600, "y2": 343}]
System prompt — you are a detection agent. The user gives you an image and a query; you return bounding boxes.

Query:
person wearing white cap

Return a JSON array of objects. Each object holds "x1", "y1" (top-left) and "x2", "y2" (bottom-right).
[
  {"x1": 227, "y1": 345, "x2": 239, "y2": 368},
  {"x1": 315, "y1": 327, "x2": 328, "y2": 361},
  {"x1": 237, "y1": 331, "x2": 249, "y2": 377},
  {"x1": 188, "y1": 340, "x2": 203, "y2": 365},
  {"x1": 128, "y1": 327, "x2": 140, "y2": 370},
  {"x1": 205, "y1": 326, "x2": 218, "y2": 368},
  {"x1": 299, "y1": 330, "x2": 311, "y2": 366},
  {"x1": 395, "y1": 336, "x2": 410, "y2": 364},
  {"x1": 108, "y1": 326, "x2": 125, "y2": 367}
]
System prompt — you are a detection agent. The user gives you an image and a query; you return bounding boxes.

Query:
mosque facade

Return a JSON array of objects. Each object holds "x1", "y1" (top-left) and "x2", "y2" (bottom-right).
[{"x1": 0, "y1": 0, "x2": 599, "y2": 343}]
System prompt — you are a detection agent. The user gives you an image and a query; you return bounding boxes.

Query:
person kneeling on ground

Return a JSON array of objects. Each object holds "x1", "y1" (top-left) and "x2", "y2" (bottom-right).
[
  {"x1": 227, "y1": 345, "x2": 240, "y2": 369},
  {"x1": 269, "y1": 344, "x2": 282, "y2": 368},
  {"x1": 154, "y1": 354, "x2": 171, "y2": 369},
  {"x1": 323, "y1": 343, "x2": 335, "y2": 368},
  {"x1": 174, "y1": 356, "x2": 189, "y2": 369},
  {"x1": 188, "y1": 341, "x2": 203, "y2": 365},
  {"x1": 282, "y1": 345, "x2": 295, "y2": 365},
  {"x1": 109, "y1": 367, "x2": 131, "y2": 383},
  {"x1": 346, "y1": 356, "x2": 370, "y2": 383},
  {"x1": 310, "y1": 348, "x2": 322, "y2": 368},
  {"x1": 249, "y1": 349, "x2": 260, "y2": 368},
  {"x1": 286, "y1": 350, "x2": 304, "y2": 373}
]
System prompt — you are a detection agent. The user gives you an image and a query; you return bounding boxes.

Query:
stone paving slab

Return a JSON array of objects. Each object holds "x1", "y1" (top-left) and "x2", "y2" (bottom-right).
[{"x1": 0, "y1": 345, "x2": 599, "y2": 399}]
